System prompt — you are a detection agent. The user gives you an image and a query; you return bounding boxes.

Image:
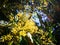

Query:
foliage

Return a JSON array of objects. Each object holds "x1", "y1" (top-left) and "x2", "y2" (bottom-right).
[
  {"x1": 0, "y1": 0, "x2": 58, "y2": 45},
  {"x1": 0, "y1": 12, "x2": 55, "y2": 45}
]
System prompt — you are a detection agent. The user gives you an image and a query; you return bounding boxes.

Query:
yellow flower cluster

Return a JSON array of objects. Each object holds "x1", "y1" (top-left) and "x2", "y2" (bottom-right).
[
  {"x1": 0, "y1": 12, "x2": 38, "y2": 43},
  {"x1": 36, "y1": 29, "x2": 53, "y2": 45},
  {"x1": 1, "y1": 34, "x2": 13, "y2": 42},
  {"x1": 19, "y1": 31, "x2": 26, "y2": 37},
  {"x1": 10, "y1": 12, "x2": 38, "y2": 37},
  {"x1": 22, "y1": 20, "x2": 38, "y2": 33}
]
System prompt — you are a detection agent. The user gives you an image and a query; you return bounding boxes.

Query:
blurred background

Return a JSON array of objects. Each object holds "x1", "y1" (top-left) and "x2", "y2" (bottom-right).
[{"x1": 0, "y1": 0, "x2": 60, "y2": 45}]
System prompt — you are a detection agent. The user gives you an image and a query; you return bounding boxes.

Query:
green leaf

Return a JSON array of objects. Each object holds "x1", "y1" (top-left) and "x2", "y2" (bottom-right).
[{"x1": 8, "y1": 41, "x2": 13, "y2": 45}]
